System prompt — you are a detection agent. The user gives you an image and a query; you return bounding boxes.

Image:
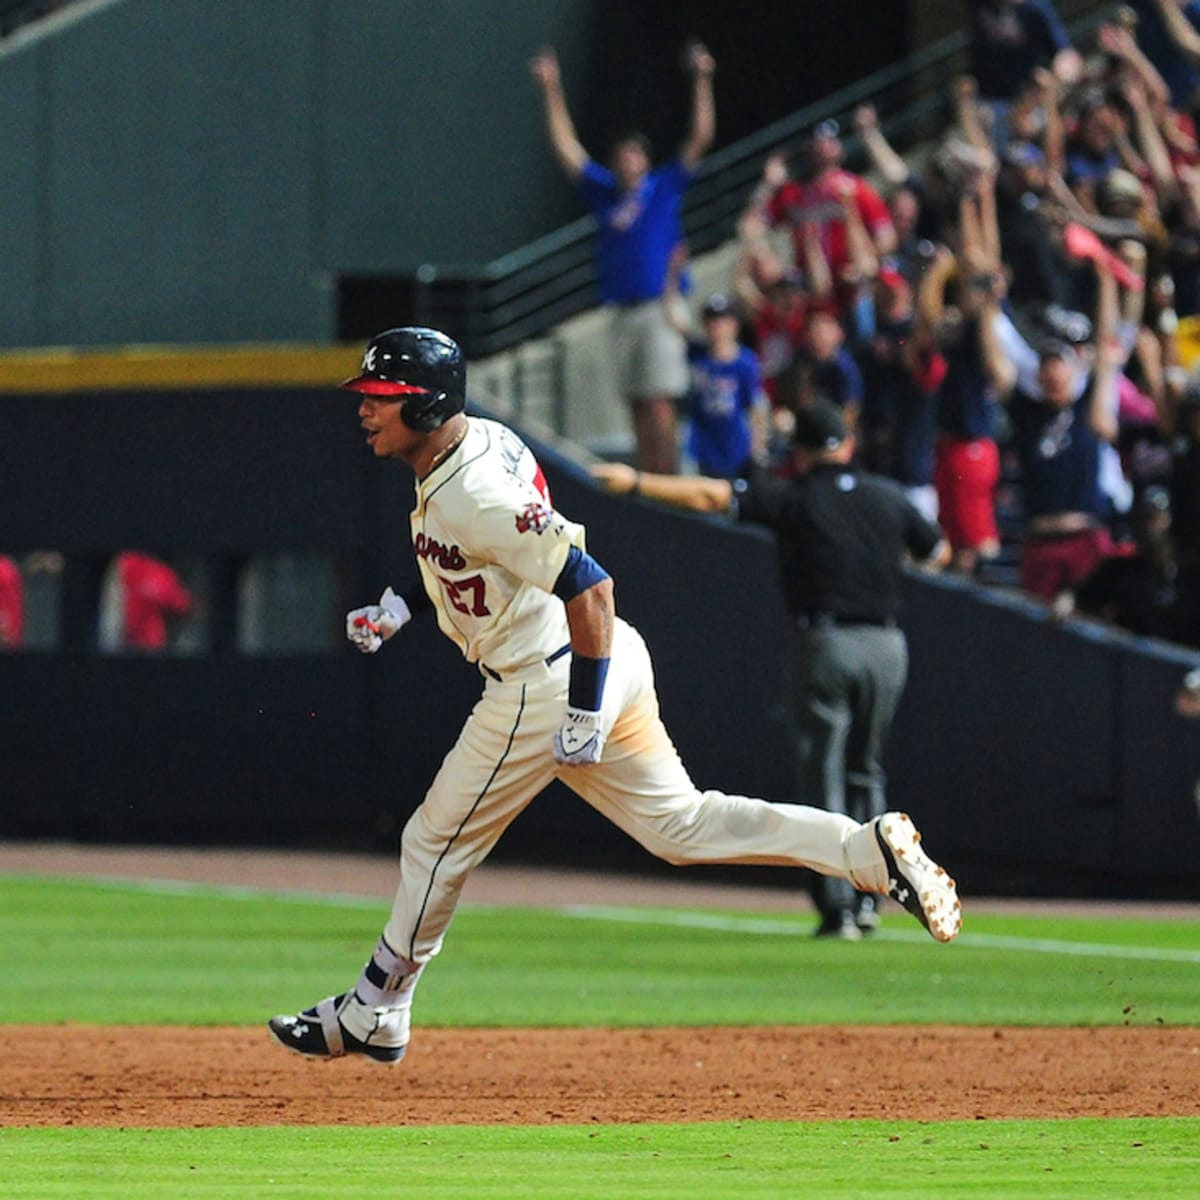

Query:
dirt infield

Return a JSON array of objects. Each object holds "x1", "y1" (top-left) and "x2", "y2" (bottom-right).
[
  {"x1": 4, "y1": 1024, "x2": 1198, "y2": 1128},
  {"x1": 3, "y1": 843, "x2": 1199, "y2": 1128}
]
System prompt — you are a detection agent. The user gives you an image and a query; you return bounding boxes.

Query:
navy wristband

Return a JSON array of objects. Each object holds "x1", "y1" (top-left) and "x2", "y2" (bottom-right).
[{"x1": 568, "y1": 653, "x2": 610, "y2": 711}]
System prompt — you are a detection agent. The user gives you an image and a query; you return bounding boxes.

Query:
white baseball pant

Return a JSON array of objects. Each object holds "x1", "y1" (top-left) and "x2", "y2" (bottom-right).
[{"x1": 381, "y1": 616, "x2": 880, "y2": 966}]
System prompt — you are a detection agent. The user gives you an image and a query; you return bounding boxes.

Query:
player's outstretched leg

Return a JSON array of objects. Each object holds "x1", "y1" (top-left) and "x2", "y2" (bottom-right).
[{"x1": 852, "y1": 812, "x2": 962, "y2": 942}]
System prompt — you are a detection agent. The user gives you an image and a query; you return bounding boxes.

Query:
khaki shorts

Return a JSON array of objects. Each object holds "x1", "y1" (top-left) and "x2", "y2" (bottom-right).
[{"x1": 610, "y1": 300, "x2": 689, "y2": 401}]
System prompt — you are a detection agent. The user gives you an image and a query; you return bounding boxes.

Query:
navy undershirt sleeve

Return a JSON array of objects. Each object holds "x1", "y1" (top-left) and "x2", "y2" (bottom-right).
[{"x1": 553, "y1": 545, "x2": 611, "y2": 602}]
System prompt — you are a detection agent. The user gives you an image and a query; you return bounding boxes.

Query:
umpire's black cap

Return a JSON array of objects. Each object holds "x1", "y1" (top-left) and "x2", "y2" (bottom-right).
[{"x1": 792, "y1": 399, "x2": 846, "y2": 450}]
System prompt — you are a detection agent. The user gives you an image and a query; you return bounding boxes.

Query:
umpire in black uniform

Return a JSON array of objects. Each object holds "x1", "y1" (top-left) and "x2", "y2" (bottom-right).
[{"x1": 592, "y1": 398, "x2": 948, "y2": 939}]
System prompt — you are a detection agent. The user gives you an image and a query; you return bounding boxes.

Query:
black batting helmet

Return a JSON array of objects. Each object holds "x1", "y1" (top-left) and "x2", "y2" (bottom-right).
[{"x1": 341, "y1": 326, "x2": 466, "y2": 431}]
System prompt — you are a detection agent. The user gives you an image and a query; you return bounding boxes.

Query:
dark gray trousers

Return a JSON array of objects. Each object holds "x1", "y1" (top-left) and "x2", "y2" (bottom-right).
[{"x1": 788, "y1": 625, "x2": 909, "y2": 918}]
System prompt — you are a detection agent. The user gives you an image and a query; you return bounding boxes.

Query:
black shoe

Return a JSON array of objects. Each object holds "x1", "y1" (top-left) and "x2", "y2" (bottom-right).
[
  {"x1": 267, "y1": 993, "x2": 407, "y2": 1064},
  {"x1": 813, "y1": 910, "x2": 862, "y2": 941},
  {"x1": 872, "y1": 813, "x2": 962, "y2": 942}
]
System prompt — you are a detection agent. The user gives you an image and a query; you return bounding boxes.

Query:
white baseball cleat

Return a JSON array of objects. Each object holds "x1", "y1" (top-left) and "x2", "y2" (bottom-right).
[{"x1": 872, "y1": 813, "x2": 962, "y2": 943}]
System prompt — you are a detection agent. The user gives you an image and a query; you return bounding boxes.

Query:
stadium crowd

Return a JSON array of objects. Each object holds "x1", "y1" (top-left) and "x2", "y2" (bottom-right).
[{"x1": 622, "y1": 1, "x2": 1200, "y2": 651}]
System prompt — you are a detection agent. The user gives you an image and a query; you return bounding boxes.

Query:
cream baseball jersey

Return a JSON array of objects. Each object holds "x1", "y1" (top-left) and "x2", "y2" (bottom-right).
[{"x1": 411, "y1": 417, "x2": 586, "y2": 672}]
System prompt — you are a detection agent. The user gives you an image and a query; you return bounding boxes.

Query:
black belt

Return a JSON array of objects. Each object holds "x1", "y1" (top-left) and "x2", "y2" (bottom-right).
[
  {"x1": 481, "y1": 643, "x2": 570, "y2": 682},
  {"x1": 795, "y1": 612, "x2": 897, "y2": 631}
]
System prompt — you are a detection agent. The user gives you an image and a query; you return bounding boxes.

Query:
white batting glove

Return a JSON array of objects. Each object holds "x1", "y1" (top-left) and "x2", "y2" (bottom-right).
[
  {"x1": 553, "y1": 707, "x2": 606, "y2": 765},
  {"x1": 346, "y1": 586, "x2": 411, "y2": 654}
]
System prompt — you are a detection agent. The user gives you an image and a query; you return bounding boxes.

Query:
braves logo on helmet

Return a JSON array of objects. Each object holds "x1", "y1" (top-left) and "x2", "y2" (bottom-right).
[{"x1": 515, "y1": 502, "x2": 553, "y2": 535}]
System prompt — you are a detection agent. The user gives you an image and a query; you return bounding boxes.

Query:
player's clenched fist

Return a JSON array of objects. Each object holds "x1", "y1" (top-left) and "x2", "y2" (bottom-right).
[
  {"x1": 345, "y1": 586, "x2": 411, "y2": 654},
  {"x1": 553, "y1": 706, "x2": 606, "y2": 765}
]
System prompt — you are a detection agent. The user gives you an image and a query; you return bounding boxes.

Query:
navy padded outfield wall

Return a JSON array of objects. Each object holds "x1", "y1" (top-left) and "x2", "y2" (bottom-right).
[{"x1": 2, "y1": 385, "x2": 1200, "y2": 899}]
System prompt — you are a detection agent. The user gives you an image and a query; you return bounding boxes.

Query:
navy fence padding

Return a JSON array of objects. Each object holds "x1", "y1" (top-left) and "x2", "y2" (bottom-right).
[
  {"x1": 1112, "y1": 642, "x2": 1200, "y2": 882},
  {"x1": 2, "y1": 386, "x2": 1199, "y2": 896},
  {"x1": 890, "y1": 574, "x2": 1200, "y2": 896}
]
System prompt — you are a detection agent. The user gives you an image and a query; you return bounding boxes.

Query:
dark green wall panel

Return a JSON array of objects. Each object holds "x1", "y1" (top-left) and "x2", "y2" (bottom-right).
[
  {"x1": 41, "y1": 1, "x2": 324, "y2": 343},
  {"x1": 0, "y1": 0, "x2": 914, "y2": 349},
  {"x1": 318, "y1": 0, "x2": 598, "y2": 271},
  {"x1": 0, "y1": 48, "x2": 42, "y2": 344},
  {"x1": 0, "y1": 0, "x2": 599, "y2": 347}
]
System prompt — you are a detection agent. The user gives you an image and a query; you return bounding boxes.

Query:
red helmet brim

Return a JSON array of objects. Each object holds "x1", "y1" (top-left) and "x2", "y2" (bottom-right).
[{"x1": 340, "y1": 376, "x2": 432, "y2": 395}]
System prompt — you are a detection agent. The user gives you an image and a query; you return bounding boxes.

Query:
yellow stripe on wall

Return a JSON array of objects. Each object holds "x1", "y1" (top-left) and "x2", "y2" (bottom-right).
[{"x1": 0, "y1": 343, "x2": 364, "y2": 393}]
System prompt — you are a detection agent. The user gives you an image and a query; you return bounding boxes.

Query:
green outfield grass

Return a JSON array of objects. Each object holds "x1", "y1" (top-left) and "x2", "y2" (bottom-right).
[
  {"x1": 1, "y1": 875, "x2": 1197, "y2": 1027},
  {"x1": 1, "y1": 873, "x2": 1197, "y2": 1198},
  {"x1": 2, "y1": 1119, "x2": 1198, "y2": 1199}
]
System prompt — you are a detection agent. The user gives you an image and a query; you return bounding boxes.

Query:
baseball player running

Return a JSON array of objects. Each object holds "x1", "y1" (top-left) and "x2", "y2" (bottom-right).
[{"x1": 268, "y1": 326, "x2": 962, "y2": 1064}]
